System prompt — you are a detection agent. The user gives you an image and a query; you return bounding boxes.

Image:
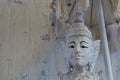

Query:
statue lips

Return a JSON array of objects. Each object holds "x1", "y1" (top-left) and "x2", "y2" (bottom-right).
[
  {"x1": 73, "y1": 55, "x2": 84, "y2": 60},
  {"x1": 74, "y1": 56, "x2": 83, "y2": 59},
  {"x1": 73, "y1": 52, "x2": 84, "y2": 59}
]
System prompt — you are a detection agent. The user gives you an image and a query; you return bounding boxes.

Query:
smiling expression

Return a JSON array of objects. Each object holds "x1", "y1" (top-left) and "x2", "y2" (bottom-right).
[{"x1": 66, "y1": 36, "x2": 93, "y2": 67}]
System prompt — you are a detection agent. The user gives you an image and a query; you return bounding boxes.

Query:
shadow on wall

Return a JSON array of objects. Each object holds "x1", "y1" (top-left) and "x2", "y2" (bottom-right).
[{"x1": 8, "y1": 0, "x2": 23, "y2": 4}]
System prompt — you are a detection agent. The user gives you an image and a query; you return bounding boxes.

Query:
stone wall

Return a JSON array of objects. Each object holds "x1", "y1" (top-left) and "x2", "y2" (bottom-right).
[{"x1": 0, "y1": 0, "x2": 120, "y2": 80}]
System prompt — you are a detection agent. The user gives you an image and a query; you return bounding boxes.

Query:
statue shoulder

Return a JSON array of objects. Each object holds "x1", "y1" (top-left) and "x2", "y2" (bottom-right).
[
  {"x1": 94, "y1": 70, "x2": 102, "y2": 80},
  {"x1": 80, "y1": 71, "x2": 102, "y2": 80},
  {"x1": 58, "y1": 71, "x2": 102, "y2": 80},
  {"x1": 58, "y1": 72, "x2": 73, "y2": 80}
]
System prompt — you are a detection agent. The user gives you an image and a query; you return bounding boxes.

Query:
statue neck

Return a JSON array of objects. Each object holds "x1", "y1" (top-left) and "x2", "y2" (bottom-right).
[{"x1": 71, "y1": 65, "x2": 87, "y2": 76}]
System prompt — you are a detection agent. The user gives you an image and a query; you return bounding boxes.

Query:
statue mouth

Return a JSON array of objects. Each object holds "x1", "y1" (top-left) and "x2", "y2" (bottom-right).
[{"x1": 73, "y1": 56, "x2": 84, "y2": 59}]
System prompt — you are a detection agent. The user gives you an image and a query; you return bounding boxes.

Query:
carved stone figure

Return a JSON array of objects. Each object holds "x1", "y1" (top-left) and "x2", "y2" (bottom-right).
[
  {"x1": 58, "y1": 22, "x2": 101, "y2": 80},
  {"x1": 56, "y1": 0, "x2": 101, "y2": 80}
]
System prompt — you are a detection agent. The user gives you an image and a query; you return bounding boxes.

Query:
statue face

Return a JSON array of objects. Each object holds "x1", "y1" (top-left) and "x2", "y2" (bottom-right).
[{"x1": 66, "y1": 36, "x2": 93, "y2": 67}]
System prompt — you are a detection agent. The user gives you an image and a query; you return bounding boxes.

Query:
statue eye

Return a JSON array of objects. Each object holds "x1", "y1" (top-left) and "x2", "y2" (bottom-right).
[
  {"x1": 68, "y1": 41, "x2": 75, "y2": 48},
  {"x1": 80, "y1": 41, "x2": 89, "y2": 48},
  {"x1": 81, "y1": 46, "x2": 88, "y2": 48},
  {"x1": 69, "y1": 45, "x2": 75, "y2": 48}
]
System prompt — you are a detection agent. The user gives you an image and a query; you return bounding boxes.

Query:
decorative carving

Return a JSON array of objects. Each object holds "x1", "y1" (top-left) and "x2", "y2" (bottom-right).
[
  {"x1": 49, "y1": 0, "x2": 90, "y2": 39},
  {"x1": 57, "y1": 0, "x2": 101, "y2": 80},
  {"x1": 60, "y1": 22, "x2": 101, "y2": 80}
]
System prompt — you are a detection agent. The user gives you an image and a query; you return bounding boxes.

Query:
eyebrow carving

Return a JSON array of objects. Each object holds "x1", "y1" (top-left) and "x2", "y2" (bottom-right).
[
  {"x1": 68, "y1": 41, "x2": 76, "y2": 45},
  {"x1": 80, "y1": 41, "x2": 88, "y2": 44}
]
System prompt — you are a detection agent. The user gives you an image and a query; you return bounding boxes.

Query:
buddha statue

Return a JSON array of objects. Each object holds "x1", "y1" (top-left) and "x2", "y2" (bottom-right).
[{"x1": 58, "y1": 22, "x2": 101, "y2": 80}]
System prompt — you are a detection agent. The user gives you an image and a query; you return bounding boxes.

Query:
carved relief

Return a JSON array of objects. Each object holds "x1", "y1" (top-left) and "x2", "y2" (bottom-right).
[
  {"x1": 49, "y1": 0, "x2": 101, "y2": 80},
  {"x1": 54, "y1": 0, "x2": 101, "y2": 80},
  {"x1": 59, "y1": 22, "x2": 101, "y2": 80}
]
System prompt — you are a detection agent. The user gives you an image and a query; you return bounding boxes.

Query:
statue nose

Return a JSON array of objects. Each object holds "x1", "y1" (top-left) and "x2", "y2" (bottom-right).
[
  {"x1": 74, "y1": 51, "x2": 81, "y2": 55},
  {"x1": 75, "y1": 47, "x2": 81, "y2": 54}
]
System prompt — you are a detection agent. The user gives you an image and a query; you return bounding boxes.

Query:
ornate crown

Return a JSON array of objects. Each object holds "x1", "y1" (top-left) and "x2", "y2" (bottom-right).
[{"x1": 66, "y1": 22, "x2": 92, "y2": 39}]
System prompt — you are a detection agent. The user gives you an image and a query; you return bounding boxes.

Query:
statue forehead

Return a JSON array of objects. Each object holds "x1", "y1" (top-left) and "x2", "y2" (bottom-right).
[{"x1": 66, "y1": 35, "x2": 93, "y2": 43}]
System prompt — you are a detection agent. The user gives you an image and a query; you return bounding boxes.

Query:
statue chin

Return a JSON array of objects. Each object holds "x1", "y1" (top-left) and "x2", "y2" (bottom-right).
[{"x1": 69, "y1": 58, "x2": 88, "y2": 67}]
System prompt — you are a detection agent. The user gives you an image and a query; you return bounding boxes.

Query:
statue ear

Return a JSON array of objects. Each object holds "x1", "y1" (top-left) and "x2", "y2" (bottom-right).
[
  {"x1": 93, "y1": 40, "x2": 101, "y2": 54},
  {"x1": 88, "y1": 40, "x2": 101, "y2": 72}
]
